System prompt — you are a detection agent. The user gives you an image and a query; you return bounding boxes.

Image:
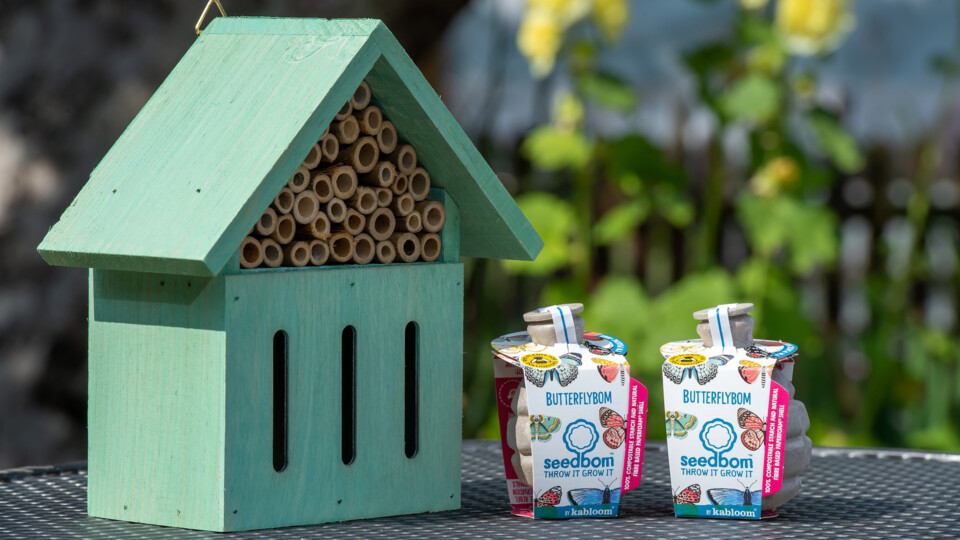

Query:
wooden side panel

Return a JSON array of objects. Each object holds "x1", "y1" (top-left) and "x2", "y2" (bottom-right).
[
  {"x1": 431, "y1": 188, "x2": 460, "y2": 263},
  {"x1": 87, "y1": 270, "x2": 227, "y2": 531},
  {"x1": 222, "y1": 263, "x2": 463, "y2": 531},
  {"x1": 367, "y1": 26, "x2": 543, "y2": 262}
]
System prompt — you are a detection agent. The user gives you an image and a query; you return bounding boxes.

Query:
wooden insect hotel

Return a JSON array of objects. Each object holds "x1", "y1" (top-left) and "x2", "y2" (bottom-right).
[{"x1": 37, "y1": 18, "x2": 542, "y2": 532}]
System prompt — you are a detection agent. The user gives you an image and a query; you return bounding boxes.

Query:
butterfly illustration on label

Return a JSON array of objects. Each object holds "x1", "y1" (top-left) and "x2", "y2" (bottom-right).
[
  {"x1": 529, "y1": 415, "x2": 562, "y2": 441},
  {"x1": 745, "y1": 345, "x2": 773, "y2": 359},
  {"x1": 599, "y1": 407, "x2": 626, "y2": 449},
  {"x1": 707, "y1": 480, "x2": 761, "y2": 507},
  {"x1": 559, "y1": 352, "x2": 583, "y2": 366},
  {"x1": 673, "y1": 484, "x2": 701, "y2": 505},
  {"x1": 535, "y1": 486, "x2": 562, "y2": 507},
  {"x1": 568, "y1": 478, "x2": 621, "y2": 507},
  {"x1": 593, "y1": 358, "x2": 629, "y2": 386},
  {"x1": 662, "y1": 354, "x2": 723, "y2": 385},
  {"x1": 520, "y1": 353, "x2": 578, "y2": 388},
  {"x1": 738, "y1": 360, "x2": 773, "y2": 388},
  {"x1": 737, "y1": 408, "x2": 766, "y2": 451},
  {"x1": 660, "y1": 339, "x2": 708, "y2": 357},
  {"x1": 665, "y1": 411, "x2": 698, "y2": 439}
]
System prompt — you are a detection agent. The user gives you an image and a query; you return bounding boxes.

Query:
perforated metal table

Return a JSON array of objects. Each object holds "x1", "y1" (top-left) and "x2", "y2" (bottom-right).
[{"x1": 1, "y1": 441, "x2": 958, "y2": 538}]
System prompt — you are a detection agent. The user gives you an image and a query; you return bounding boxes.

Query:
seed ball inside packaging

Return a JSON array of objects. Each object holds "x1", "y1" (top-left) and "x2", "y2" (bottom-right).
[
  {"x1": 491, "y1": 304, "x2": 648, "y2": 519},
  {"x1": 661, "y1": 303, "x2": 811, "y2": 519}
]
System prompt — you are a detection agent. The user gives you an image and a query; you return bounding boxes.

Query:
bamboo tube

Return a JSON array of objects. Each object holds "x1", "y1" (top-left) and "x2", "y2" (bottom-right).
[
  {"x1": 261, "y1": 238, "x2": 283, "y2": 268},
  {"x1": 334, "y1": 101, "x2": 352, "y2": 121},
  {"x1": 333, "y1": 208, "x2": 366, "y2": 236},
  {"x1": 408, "y1": 167, "x2": 431, "y2": 201},
  {"x1": 339, "y1": 136, "x2": 380, "y2": 175},
  {"x1": 302, "y1": 144, "x2": 322, "y2": 169},
  {"x1": 360, "y1": 161, "x2": 395, "y2": 188},
  {"x1": 255, "y1": 207, "x2": 277, "y2": 236},
  {"x1": 283, "y1": 241, "x2": 311, "y2": 267},
  {"x1": 297, "y1": 212, "x2": 330, "y2": 240},
  {"x1": 326, "y1": 198, "x2": 348, "y2": 224},
  {"x1": 385, "y1": 144, "x2": 416, "y2": 175},
  {"x1": 292, "y1": 191, "x2": 321, "y2": 225},
  {"x1": 322, "y1": 124, "x2": 330, "y2": 138},
  {"x1": 391, "y1": 192, "x2": 415, "y2": 217},
  {"x1": 377, "y1": 121, "x2": 398, "y2": 154},
  {"x1": 331, "y1": 116, "x2": 360, "y2": 145},
  {"x1": 328, "y1": 232, "x2": 354, "y2": 263},
  {"x1": 312, "y1": 172, "x2": 333, "y2": 203},
  {"x1": 420, "y1": 233, "x2": 441, "y2": 262},
  {"x1": 271, "y1": 214, "x2": 296, "y2": 244},
  {"x1": 391, "y1": 232, "x2": 421, "y2": 263},
  {"x1": 349, "y1": 187, "x2": 378, "y2": 215},
  {"x1": 352, "y1": 233, "x2": 376, "y2": 265},
  {"x1": 288, "y1": 165, "x2": 311, "y2": 193},
  {"x1": 273, "y1": 187, "x2": 295, "y2": 214},
  {"x1": 376, "y1": 187, "x2": 393, "y2": 208},
  {"x1": 309, "y1": 239, "x2": 329, "y2": 266},
  {"x1": 391, "y1": 173, "x2": 409, "y2": 196},
  {"x1": 366, "y1": 207, "x2": 396, "y2": 241},
  {"x1": 240, "y1": 236, "x2": 264, "y2": 269},
  {"x1": 357, "y1": 106, "x2": 382, "y2": 136},
  {"x1": 320, "y1": 134, "x2": 339, "y2": 163},
  {"x1": 396, "y1": 210, "x2": 422, "y2": 233},
  {"x1": 375, "y1": 240, "x2": 396, "y2": 264},
  {"x1": 416, "y1": 200, "x2": 446, "y2": 233},
  {"x1": 326, "y1": 166, "x2": 358, "y2": 200},
  {"x1": 351, "y1": 81, "x2": 372, "y2": 110}
]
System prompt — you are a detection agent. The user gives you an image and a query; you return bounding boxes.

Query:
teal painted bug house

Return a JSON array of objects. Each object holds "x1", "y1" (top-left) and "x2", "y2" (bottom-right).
[{"x1": 37, "y1": 18, "x2": 542, "y2": 532}]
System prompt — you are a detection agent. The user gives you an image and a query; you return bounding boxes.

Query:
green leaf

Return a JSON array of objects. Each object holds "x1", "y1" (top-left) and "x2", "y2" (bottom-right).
[
  {"x1": 607, "y1": 135, "x2": 685, "y2": 187},
  {"x1": 576, "y1": 72, "x2": 637, "y2": 111},
  {"x1": 736, "y1": 194, "x2": 838, "y2": 274},
  {"x1": 807, "y1": 112, "x2": 865, "y2": 173},
  {"x1": 501, "y1": 192, "x2": 576, "y2": 276},
  {"x1": 585, "y1": 275, "x2": 651, "y2": 351},
  {"x1": 652, "y1": 185, "x2": 694, "y2": 227},
  {"x1": 594, "y1": 197, "x2": 650, "y2": 245},
  {"x1": 930, "y1": 53, "x2": 960, "y2": 78},
  {"x1": 719, "y1": 73, "x2": 782, "y2": 124},
  {"x1": 521, "y1": 126, "x2": 594, "y2": 171}
]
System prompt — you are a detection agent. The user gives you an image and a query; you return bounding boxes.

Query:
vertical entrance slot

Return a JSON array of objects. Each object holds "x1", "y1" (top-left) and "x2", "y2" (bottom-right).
[
  {"x1": 404, "y1": 322, "x2": 419, "y2": 458},
  {"x1": 342, "y1": 326, "x2": 357, "y2": 465},
  {"x1": 273, "y1": 330, "x2": 288, "y2": 472}
]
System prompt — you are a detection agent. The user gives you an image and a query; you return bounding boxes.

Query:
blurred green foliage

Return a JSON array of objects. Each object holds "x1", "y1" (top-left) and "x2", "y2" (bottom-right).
[{"x1": 464, "y1": 1, "x2": 960, "y2": 452}]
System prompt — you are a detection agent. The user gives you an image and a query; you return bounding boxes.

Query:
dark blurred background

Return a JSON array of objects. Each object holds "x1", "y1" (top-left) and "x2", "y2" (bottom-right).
[{"x1": 1, "y1": 0, "x2": 958, "y2": 468}]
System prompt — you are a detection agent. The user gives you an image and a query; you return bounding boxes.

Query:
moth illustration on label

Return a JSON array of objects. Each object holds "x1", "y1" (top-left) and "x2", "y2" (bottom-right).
[
  {"x1": 535, "y1": 486, "x2": 562, "y2": 507},
  {"x1": 593, "y1": 357, "x2": 628, "y2": 386},
  {"x1": 737, "y1": 360, "x2": 772, "y2": 388},
  {"x1": 662, "y1": 354, "x2": 722, "y2": 385},
  {"x1": 673, "y1": 483, "x2": 701, "y2": 505},
  {"x1": 707, "y1": 480, "x2": 761, "y2": 507},
  {"x1": 665, "y1": 411, "x2": 698, "y2": 439},
  {"x1": 736, "y1": 408, "x2": 766, "y2": 451},
  {"x1": 599, "y1": 407, "x2": 626, "y2": 449},
  {"x1": 521, "y1": 353, "x2": 578, "y2": 388},
  {"x1": 660, "y1": 339, "x2": 708, "y2": 357},
  {"x1": 529, "y1": 414, "x2": 562, "y2": 441},
  {"x1": 568, "y1": 478, "x2": 620, "y2": 507}
]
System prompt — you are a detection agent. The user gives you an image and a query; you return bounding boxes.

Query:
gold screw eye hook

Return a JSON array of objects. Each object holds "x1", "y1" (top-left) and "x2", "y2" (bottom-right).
[{"x1": 195, "y1": 0, "x2": 227, "y2": 36}]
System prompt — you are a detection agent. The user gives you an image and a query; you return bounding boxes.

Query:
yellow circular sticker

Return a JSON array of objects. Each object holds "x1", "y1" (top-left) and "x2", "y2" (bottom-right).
[
  {"x1": 667, "y1": 353, "x2": 706, "y2": 366},
  {"x1": 592, "y1": 357, "x2": 617, "y2": 366},
  {"x1": 521, "y1": 353, "x2": 559, "y2": 369}
]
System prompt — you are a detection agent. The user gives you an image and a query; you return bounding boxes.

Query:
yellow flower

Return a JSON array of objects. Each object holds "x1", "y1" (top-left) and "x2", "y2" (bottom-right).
[
  {"x1": 554, "y1": 92, "x2": 584, "y2": 131},
  {"x1": 740, "y1": 0, "x2": 770, "y2": 9},
  {"x1": 518, "y1": 9, "x2": 564, "y2": 77},
  {"x1": 750, "y1": 156, "x2": 800, "y2": 197},
  {"x1": 529, "y1": 0, "x2": 592, "y2": 27},
  {"x1": 776, "y1": 0, "x2": 855, "y2": 56},
  {"x1": 593, "y1": 0, "x2": 629, "y2": 41}
]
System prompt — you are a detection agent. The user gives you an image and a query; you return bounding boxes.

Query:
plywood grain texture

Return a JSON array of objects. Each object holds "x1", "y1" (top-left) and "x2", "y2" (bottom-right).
[
  {"x1": 221, "y1": 263, "x2": 463, "y2": 530},
  {"x1": 87, "y1": 270, "x2": 227, "y2": 530},
  {"x1": 38, "y1": 18, "x2": 542, "y2": 276}
]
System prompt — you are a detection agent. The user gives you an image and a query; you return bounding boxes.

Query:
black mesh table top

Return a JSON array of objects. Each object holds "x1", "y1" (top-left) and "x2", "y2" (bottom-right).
[{"x1": 1, "y1": 441, "x2": 958, "y2": 539}]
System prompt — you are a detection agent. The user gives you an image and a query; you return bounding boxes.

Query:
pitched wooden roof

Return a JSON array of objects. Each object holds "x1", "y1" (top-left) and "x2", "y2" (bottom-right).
[{"x1": 38, "y1": 18, "x2": 542, "y2": 276}]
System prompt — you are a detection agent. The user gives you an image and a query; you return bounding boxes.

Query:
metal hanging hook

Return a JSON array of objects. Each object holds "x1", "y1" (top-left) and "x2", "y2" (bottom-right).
[{"x1": 195, "y1": 0, "x2": 227, "y2": 36}]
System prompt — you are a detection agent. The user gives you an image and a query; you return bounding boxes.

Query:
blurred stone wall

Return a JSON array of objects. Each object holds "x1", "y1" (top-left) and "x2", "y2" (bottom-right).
[{"x1": 0, "y1": 0, "x2": 465, "y2": 468}]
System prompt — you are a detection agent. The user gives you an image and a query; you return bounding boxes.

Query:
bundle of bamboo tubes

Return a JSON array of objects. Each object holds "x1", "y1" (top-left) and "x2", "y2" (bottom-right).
[{"x1": 240, "y1": 80, "x2": 446, "y2": 269}]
